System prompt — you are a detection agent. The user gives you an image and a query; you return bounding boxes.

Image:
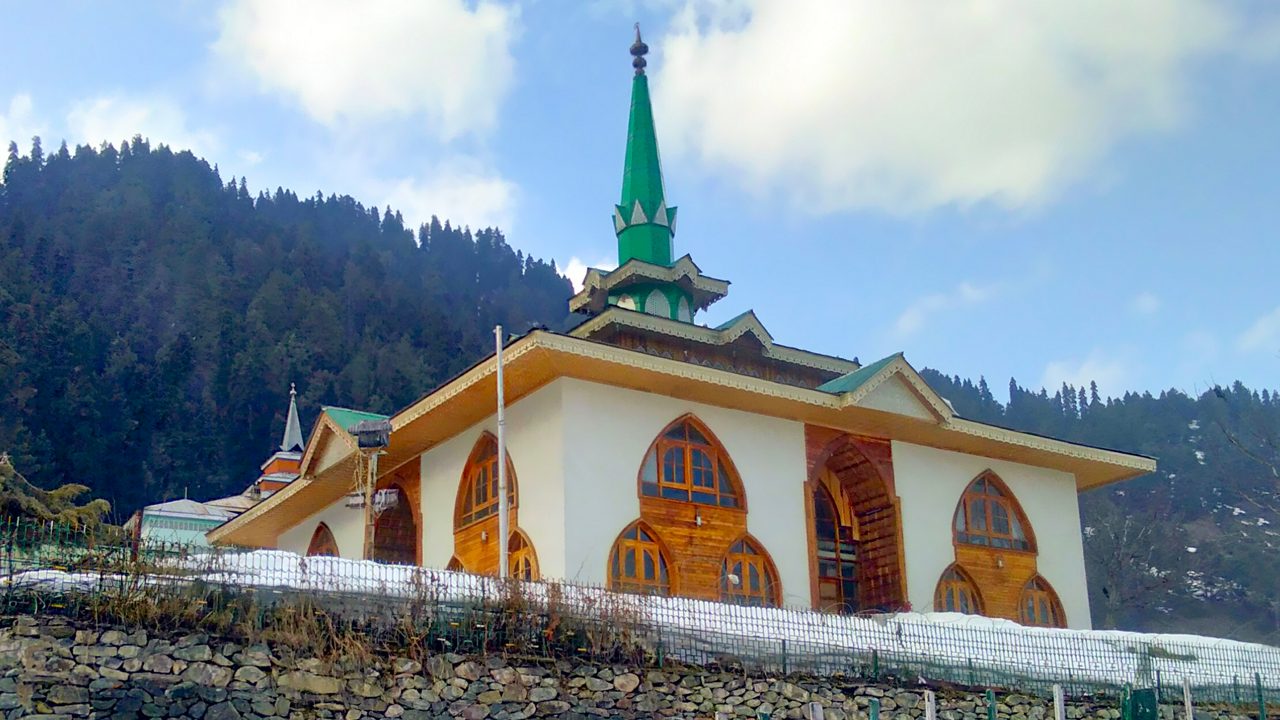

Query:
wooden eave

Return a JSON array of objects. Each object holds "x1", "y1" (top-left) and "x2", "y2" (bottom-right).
[
  {"x1": 210, "y1": 331, "x2": 1154, "y2": 548},
  {"x1": 570, "y1": 307, "x2": 860, "y2": 376},
  {"x1": 568, "y1": 256, "x2": 730, "y2": 314}
]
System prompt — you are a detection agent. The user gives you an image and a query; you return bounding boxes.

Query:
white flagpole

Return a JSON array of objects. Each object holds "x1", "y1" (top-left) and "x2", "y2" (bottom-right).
[{"x1": 496, "y1": 325, "x2": 509, "y2": 579}]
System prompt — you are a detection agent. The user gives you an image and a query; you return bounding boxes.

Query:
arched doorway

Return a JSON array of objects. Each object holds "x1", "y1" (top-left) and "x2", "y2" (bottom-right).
[
  {"x1": 807, "y1": 431, "x2": 906, "y2": 613},
  {"x1": 372, "y1": 484, "x2": 418, "y2": 565}
]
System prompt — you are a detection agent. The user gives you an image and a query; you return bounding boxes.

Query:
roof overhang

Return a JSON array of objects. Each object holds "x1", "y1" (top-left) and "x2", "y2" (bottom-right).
[
  {"x1": 568, "y1": 255, "x2": 729, "y2": 315},
  {"x1": 570, "y1": 307, "x2": 861, "y2": 376},
  {"x1": 210, "y1": 331, "x2": 1155, "y2": 548}
]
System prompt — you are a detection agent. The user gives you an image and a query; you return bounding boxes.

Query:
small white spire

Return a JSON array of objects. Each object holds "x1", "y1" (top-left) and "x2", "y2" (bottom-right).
[{"x1": 281, "y1": 383, "x2": 305, "y2": 452}]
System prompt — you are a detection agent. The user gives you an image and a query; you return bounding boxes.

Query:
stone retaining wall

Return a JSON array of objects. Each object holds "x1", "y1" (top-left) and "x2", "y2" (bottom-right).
[{"x1": 0, "y1": 615, "x2": 1261, "y2": 720}]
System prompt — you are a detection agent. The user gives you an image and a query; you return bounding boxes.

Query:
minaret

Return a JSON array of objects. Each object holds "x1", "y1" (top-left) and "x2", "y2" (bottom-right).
[
  {"x1": 614, "y1": 24, "x2": 677, "y2": 267},
  {"x1": 281, "y1": 383, "x2": 304, "y2": 452},
  {"x1": 254, "y1": 383, "x2": 306, "y2": 498}
]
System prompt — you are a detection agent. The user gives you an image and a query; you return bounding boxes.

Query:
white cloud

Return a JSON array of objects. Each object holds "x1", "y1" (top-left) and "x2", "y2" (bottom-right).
[
  {"x1": 655, "y1": 0, "x2": 1236, "y2": 214},
  {"x1": 382, "y1": 159, "x2": 518, "y2": 233},
  {"x1": 238, "y1": 150, "x2": 264, "y2": 167},
  {"x1": 563, "y1": 256, "x2": 618, "y2": 293},
  {"x1": 0, "y1": 94, "x2": 45, "y2": 150},
  {"x1": 1041, "y1": 350, "x2": 1131, "y2": 395},
  {"x1": 1131, "y1": 292, "x2": 1161, "y2": 316},
  {"x1": 1237, "y1": 306, "x2": 1280, "y2": 353},
  {"x1": 214, "y1": 0, "x2": 519, "y2": 141},
  {"x1": 893, "y1": 281, "x2": 995, "y2": 338},
  {"x1": 66, "y1": 96, "x2": 219, "y2": 158}
]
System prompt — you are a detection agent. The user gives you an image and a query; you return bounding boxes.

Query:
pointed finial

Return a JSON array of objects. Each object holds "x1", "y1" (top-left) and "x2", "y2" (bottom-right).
[
  {"x1": 290, "y1": 382, "x2": 297, "y2": 398},
  {"x1": 630, "y1": 23, "x2": 648, "y2": 75}
]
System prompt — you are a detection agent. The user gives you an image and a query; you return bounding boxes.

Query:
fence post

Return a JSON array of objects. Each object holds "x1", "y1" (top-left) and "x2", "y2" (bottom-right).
[
  {"x1": 1156, "y1": 670, "x2": 1163, "y2": 704},
  {"x1": 1235, "y1": 676, "x2": 1242, "y2": 705},
  {"x1": 782, "y1": 638, "x2": 788, "y2": 676},
  {"x1": 986, "y1": 689, "x2": 997, "y2": 720},
  {"x1": 925, "y1": 690, "x2": 937, "y2": 720},
  {"x1": 1121, "y1": 685, "x2": 1132, "y2": 720},
  {"x1": 1182, "y1": 678, "x2": 1193, "y2": 720},
  {"x1": 968, "y1": 658, "x2": 976, "y2": 686},
  {"x1": 870, "y1": 697, "x2": 881, "y2": 720},
  {"x1": 1255, "y1": 672, "x2": 1265, "y2": 720},
  {"x1": 1052, "y1": 684, "x2": 1065, "y2": 720},
  {"x1": 871, "y1": 650, "x2": 879, "y2": 680}
]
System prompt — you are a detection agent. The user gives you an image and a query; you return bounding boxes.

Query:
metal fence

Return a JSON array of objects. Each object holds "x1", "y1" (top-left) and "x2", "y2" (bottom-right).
[{"x1": 3, "y1": 515, "x2": 1280, "y2": 707}]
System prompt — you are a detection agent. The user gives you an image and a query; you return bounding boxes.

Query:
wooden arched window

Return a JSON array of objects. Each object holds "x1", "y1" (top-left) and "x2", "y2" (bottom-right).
[
  {"x1": 306, "y1": 523, "x2": 339, "y2": 557},
  {"x1": 720, "y1": 536, "x2": 780, "y2": 607},
  {"x1": 1019, "y1": 576, "x2": 1066, "y2": 628},
  {"x1": 639, "y1": 416, "x2": 743, "y2": 509},
  {"x1": 446, "y1": 556, "x2": 464, "y2": 572},
  {"x1": 608, "y1": 522, "x2": 673, "y2": 596},
  {"x1": 455, "y1": 433, "x2": 517, "y2": 529},
  {"x1": 933, "y1": 564, "x2": 984, "y2": 615},
  {"x1": 813, "y1": 483, "x2": 858, "y2": 613},
  {"x1": 509, "y1": 530, "x2": 540, "y2": 581},
  {"x1": 953, "y1": 472, "x2": 1034, "y2": 551}
]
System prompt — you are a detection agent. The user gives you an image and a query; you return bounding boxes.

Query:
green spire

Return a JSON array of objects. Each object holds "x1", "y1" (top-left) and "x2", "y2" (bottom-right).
[{"x1": 614, "y1": 24, "x2": 677, "y2": 267}]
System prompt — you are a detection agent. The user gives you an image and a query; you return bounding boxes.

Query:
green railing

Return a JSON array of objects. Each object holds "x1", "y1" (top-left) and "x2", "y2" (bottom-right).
[{"x1": 3, "y1": 515, "x2": 1280, "y2": 708}]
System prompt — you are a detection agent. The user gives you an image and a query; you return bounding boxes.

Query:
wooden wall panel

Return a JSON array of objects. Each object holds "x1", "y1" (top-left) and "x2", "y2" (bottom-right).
[
  {"x1": 953, "y1": 545, "x2": 1037, "y2": 620},
  {"x1": 594, "y1": 327, "x2": 840, "y2": 389},
  {"x1": 452, "y1": 510, "x2": 521, "y2": 576},
  {"x1": 638, "y1": 497, "x2": 746, "y2": 600}
]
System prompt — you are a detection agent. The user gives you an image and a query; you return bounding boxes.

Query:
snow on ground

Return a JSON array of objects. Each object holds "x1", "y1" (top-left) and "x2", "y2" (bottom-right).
[{"x1": 5, "y1": 549, "x2": 1280, "y2": 691}]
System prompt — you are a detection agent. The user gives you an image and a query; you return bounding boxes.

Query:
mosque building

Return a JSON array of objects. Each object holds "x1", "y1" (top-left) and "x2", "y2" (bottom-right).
[{"x1": 210, "y1": 30, "x2": 1154, "y2": 629}]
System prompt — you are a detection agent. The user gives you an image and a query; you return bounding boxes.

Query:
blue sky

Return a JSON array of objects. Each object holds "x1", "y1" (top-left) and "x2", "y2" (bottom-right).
[{"x1": 3, "y1": 0, "x2": 1279, "y2": 401}]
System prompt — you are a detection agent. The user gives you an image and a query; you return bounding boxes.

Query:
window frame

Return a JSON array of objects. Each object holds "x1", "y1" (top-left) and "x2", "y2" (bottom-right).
[
  {"x1": 454, "y1": 432, "x2": 518, "y2": 530},
  {"x1": 608, "y1": 521, "x2": 675, "y2": 596},
  {"x1": 637, "y1": 415, "x2": 746, "y2": 510},
  {"x1": 508, "y1": 529, "x2": 540, "y2": 582},
  {"x1": 951, "y1": 471, "x2": 1036, "y2": 552},
  {"x1": 812, "y1": 482, "x2": 859, "y2": 614},
  {"x1": 933, "y1": 564, "x2": 985, "y2": 615},
  {"x1": 720, "y1": 535, "x2": 781, "y2": 607},
  {"x1": 1018, "y1": 575, "x2": 1066, "y2": 628}
]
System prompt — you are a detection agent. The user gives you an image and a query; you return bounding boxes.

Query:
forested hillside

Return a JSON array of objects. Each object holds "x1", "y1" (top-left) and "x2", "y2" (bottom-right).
[
  {"x1": 0, "y1": 138, "x2": 571, "y2": 519},
  {"x1": 1, "y1": 139, "x2": 1277, "y2": 643}
]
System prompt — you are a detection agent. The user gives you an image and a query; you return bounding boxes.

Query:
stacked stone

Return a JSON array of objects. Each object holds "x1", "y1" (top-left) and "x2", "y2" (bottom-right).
[{"x1": 0, "y1": 615, "x2": 1264, "y2": 720}]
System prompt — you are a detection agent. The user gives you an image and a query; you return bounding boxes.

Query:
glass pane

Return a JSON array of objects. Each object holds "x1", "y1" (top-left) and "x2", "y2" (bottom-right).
[
  {"x1": 662, "y1": 448, "x2": 684, "y2": 486},
  {"x1": 661, "y1": 486, "x2": 689, "y2": 501},
  {"x1": 664, "y1": 423, "x2": 687, "y2": 441},
  {"x1": 624, "y1": 548, "x2": 636, "y2": 578},
  {"x1": 641, "y1": 451, "x2": 658, "y2": 486},
  {"x1": 720, "y1": 495, "x2": 739, "y2": 508},
  {"x1": 969, "y1": 499, "x2": 987, "y2": 531},
  {"x1": 686, "y1": 424, "x2": 710, "y2": 445},
  {"x1": 692, "y1": 491, "x2": 716, "y2": 505},
  {"x1": 691, "y1": 450, "x2": 715, "y2": 487},
  {"x1": 643, "y1": 551, "x2": 655, "y2": 580},
  {"x1": 992, "y1": 502, "x2": 1010, "y2": 535},
  {"x1": 954, "y1": 507, "x2": 966, "y2": 532}
]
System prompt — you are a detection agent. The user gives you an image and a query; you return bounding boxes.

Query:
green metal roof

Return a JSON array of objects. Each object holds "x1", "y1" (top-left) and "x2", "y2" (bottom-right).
[
  {"x1": 322, "y1": 406, "x2": 389, "y2": 433},
  {"x1": 615, "y1": 27, "x2": 677, "y2": 268},
  {"x1": 817, "y1": 353, "x2": 902, "y2": 394}
]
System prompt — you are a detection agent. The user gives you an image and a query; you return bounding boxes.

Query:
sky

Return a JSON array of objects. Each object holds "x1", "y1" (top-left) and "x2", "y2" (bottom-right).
[{"x1": 2, "y1": 0, "x2": 1279, "y2": 401}]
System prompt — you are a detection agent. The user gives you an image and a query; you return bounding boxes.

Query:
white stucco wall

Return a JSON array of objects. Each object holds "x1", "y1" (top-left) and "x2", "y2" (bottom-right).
[
  {"x1": 891, "y1": 441, "x2": 1092, "y2": 629},
  {"x1": 277, "y1": 496, "x2": 365, "y2": 559},
  {"x1": 558, "y1": 378, "x2": 811, "y2": 605},
  {"x1": 418, "y1": 380, "x2": 567, "y2": 575}
]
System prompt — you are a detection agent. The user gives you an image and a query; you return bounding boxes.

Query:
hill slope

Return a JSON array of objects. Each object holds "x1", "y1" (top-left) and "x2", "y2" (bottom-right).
[{"x1": 0, "y1": 138, "x2": 571, "y2": 518}]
